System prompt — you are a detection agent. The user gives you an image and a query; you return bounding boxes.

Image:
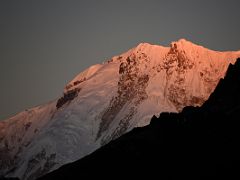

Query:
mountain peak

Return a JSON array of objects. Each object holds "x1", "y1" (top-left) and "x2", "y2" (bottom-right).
[
  {"x1": 131, "y1": 39, "x2": 209, "y2": 60},
  {"x1": 170, "y1": 38, "x2": 204, "y2": 51},
  {"x1": 135, "y1": 42, "x2": 166, "y2": 50},
  {"x1": 134, "y1": 39, "x2": 240, "y2": 54},
  {"x1": 1, "y1": 38, "x2": 240, "y2": 180},
  {"x1": 173, "y1": 38, "x2": 190, "y2": 44}
]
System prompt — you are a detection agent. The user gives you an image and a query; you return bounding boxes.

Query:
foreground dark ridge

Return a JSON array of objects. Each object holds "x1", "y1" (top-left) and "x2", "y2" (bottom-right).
[{"x1": 38, "y1": 58, "x2": 240, "y2": 179}]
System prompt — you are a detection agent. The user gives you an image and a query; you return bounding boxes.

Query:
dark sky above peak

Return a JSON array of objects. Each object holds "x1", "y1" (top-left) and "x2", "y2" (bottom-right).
[{"x1": 0, "y1": 0, "x2": 240, "y2": 120}]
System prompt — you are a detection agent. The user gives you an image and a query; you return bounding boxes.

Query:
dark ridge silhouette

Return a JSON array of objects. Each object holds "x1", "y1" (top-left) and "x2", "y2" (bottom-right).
[
  {"x1": 0, "y1": 177, "x2": 19, "y2": 180},
  {"x1": 39, "y1": 58, "x2": 240, "y2": 179}
]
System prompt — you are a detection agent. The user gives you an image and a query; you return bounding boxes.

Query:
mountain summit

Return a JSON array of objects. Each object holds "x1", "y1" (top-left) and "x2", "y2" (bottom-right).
[{"x1": 0, "y1": 39, "x2": 239, "y2": 179}]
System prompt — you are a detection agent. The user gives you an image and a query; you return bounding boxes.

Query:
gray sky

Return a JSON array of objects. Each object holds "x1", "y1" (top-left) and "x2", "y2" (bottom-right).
[{"x1": 0, "y1": 0, "x2": 240, "y2": 120}]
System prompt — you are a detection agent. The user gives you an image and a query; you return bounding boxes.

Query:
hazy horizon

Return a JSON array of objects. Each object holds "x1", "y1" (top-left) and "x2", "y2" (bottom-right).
[{"x1": 1, "y1": 0, "x2": 240, "y2": 120}]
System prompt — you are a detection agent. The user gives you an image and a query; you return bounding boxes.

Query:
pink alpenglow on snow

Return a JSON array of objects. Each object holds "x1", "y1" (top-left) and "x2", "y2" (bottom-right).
[{"x1": 0, "y1": 39, "x2": 240, "y2": 180}]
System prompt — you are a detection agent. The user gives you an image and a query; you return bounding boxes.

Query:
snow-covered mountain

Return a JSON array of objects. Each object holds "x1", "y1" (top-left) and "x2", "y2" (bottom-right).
[
  {"x1": 0, "y1": 39, "x2": 239, "y2": 180},
  {"x1": 39, "y1": 58, "x2": 240, "y2": 180}
]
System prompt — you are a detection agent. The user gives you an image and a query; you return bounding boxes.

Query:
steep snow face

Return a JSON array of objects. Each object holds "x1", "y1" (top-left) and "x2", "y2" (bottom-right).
[{"x1": 0, "y1": 39, "x2": 239, "y2": 180}]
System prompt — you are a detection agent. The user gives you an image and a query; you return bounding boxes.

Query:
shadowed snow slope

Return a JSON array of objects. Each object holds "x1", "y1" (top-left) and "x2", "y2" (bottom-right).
[{"x1": 0, "y1": 39, "x2": 239, "y2": 180}]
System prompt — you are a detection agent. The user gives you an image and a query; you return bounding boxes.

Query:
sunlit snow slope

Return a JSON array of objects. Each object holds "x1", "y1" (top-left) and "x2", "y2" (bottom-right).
[{"x1": 0, "y1": 39, "x2": 239, "y2": 180}]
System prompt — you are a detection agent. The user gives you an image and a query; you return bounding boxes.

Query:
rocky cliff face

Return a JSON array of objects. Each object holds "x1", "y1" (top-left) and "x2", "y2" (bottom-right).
[{"x1": 0, "y1": 39, "x2": 239, "y2": 180}]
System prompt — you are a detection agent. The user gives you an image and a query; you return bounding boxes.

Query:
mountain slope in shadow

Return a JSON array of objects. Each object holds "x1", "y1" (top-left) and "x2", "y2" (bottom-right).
[{"x1": 39, "y1": 58, "x2": 240, "y2": 179}]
